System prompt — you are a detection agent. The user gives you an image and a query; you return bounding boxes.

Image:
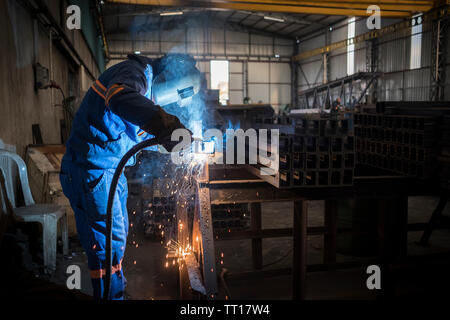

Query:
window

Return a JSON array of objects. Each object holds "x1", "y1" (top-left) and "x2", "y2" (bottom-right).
[
  {"x1": 210, "y1": 60, "x2": 229, "y2": 105},
  {"x1": 347, "y1": 17, "x2": 356, "y2": 75},
  {"x1": 410, "y1": 14, "x2": 422, "y2": 70}
]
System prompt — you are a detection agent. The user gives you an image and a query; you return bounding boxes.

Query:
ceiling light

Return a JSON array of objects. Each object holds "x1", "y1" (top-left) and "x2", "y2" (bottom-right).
[
  {"x1": 134, "y1": 51, "x2": 141, "y2": 55},
  {"x1": 160, "y1": 11, "x2": 184, "y2": 16},
  {"x1": 263, "y1": 16, "x2": 285, "y2": 23}
]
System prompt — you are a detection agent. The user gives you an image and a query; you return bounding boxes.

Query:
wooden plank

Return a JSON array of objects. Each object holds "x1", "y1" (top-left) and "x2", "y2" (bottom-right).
[
  {"x1": 293, "y1": 200, "x2": 308, "y2": 300},
  {"x1": 27, "y1": 148, "x2": 55, "y2": 173},
  {"x1": 30, "y1": 144, "x2": 66, "y2": 155}
]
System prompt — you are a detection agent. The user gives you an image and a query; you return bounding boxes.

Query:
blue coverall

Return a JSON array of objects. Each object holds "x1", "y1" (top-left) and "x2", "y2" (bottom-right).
[{"x1": 60, "y1": 54, "x2": 159, "y2": 300}]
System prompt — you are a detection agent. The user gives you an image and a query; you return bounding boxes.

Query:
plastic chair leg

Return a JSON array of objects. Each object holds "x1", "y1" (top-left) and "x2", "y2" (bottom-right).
[
  {"x1": 42, "y1": 214, "x2": 57, "y2": 271},
  {"x1": 62, "y1": 213, "x2": 69, "y2": 255}
]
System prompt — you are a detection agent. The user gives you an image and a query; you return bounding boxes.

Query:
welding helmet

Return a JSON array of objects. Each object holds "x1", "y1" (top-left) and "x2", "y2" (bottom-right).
[{"x1": 151, "y1": 53, "x2": 202, "y2": 108}]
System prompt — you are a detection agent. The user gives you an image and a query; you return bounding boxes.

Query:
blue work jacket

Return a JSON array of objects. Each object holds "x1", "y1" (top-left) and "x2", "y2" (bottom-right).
[{"x1": 63, "y1": 55, "x2": 158, "y2": 169}]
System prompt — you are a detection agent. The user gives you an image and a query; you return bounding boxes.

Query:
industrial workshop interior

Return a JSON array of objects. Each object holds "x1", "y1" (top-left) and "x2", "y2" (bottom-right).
[{"x1": 2, "y1": 0, "x2": 450, "y2": 309}]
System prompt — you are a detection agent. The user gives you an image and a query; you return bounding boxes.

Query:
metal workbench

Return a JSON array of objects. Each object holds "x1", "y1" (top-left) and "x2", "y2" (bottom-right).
[{"x1": 178, "y1": 164, "x2": 440, "y2": 300}]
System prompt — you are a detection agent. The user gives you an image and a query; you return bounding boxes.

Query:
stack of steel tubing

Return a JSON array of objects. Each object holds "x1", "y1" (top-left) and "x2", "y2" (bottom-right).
[
  {"x1": 251, "y1": 112, "x2": 355, "y2": 188},
  {"x1": 355, "y1": 113, "x2": 438, "y2": 178},
  {"x1": 211, "y1": 203, "x2": 250, "y2": 234}
]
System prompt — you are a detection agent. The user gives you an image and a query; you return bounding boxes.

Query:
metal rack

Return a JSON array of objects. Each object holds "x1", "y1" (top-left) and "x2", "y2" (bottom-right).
[
  {"x1": 355, "y1": 113, "x2": 438, "y2": 178},
  {"x1": 249, "y1": 113, "x2": 355, "y2": 188}
]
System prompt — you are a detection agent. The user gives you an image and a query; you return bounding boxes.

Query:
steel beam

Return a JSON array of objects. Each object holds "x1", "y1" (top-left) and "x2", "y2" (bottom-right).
[
  {"x1": 324, "y1": 199, "x2": 338, "y2": 265},
  {"x1": 293, "y1": 6, "x2": 449, "y2": 61},
  {"x1": 197, "y1": 185, "x2": 219, "y2": 299},
  {"x1": 251, "y1": 202, "x2": 263, "y2": 269},
  {"x1": 430, "y1": 15, "x2": 449, "y2": 101},
  {"x1": 107, "y1": 0, "x2": 431, "y2": 17},
  {"x1": 293, "y1": 200, "x2": 308, "y2": 300}
]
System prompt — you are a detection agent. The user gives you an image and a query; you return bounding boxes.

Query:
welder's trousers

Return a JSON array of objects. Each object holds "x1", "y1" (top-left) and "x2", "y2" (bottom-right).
[{"x1": 60, "y1": 161, "x2": 129, "y2": 300}]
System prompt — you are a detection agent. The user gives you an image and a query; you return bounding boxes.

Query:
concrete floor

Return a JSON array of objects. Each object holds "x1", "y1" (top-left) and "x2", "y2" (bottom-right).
[{"x1": 48, "y1": 196, "x2": 450, "y2": 300}]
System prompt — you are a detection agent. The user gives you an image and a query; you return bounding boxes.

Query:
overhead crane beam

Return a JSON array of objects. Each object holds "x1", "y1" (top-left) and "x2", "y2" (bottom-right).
[
  {"x1": 293, "y1": 4, "x2": 450, "y2": 61},
  {"x1": 107, "y1": 0, "x2": 434, "y2": 17}
]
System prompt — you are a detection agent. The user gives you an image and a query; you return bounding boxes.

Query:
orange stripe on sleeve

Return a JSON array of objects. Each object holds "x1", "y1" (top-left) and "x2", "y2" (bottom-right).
[
  {"x1": 96, "y1": 80, "x2": 107, "y2": 91},
  {"x1": 105, "y1": 87, "x2": 125, "y2": 106},
  {"x1": 91, "y1": 85, "x2": 106, "y2": 100}
]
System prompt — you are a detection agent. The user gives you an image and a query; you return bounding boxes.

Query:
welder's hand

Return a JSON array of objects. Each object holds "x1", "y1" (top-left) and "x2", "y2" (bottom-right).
[{"x1": 141, "y1": 106, "x2": 192, "y2": 152}]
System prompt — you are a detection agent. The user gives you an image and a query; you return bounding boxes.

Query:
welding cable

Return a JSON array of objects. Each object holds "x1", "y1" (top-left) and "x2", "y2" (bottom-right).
[{"x1": 103, "y1": 137, "x2": 160, "y2": 300}]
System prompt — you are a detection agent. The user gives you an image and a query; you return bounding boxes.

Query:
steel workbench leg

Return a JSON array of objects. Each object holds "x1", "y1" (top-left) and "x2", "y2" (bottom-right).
[
  {"x1": 420, "y1": 192, "x2": 448, "y2": 246},
  {"x1": 251, "y1": 202, "x2": 263, "y2": 270},
  {"x1": 324, "y1": 200, "x2": 338, "y2": 265},
  {"x1": 197, "y1": 186, "x2": 219, "y2": 299},
  {"x1": 293, "y1": 200, "x2": 308, "y2": 300},
  {"x1": 377, "y1": 196, "x2": 408, "y2": 299}
]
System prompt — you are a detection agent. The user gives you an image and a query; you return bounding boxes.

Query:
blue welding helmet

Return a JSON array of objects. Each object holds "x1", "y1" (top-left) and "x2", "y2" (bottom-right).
[{"x1": 151, "y1": 54, "x2": 202, "y2": 108}]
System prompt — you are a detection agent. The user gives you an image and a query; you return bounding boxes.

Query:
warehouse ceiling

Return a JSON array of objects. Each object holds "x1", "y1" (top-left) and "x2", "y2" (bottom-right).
[{"x1": 102, "y1": 0, "x2": 433, "y2": 41}]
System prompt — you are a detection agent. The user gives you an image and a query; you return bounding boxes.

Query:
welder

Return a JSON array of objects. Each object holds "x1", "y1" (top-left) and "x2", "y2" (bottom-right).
[{"x1": 60, "y1": 53, "x2": 201, "y2": 300}]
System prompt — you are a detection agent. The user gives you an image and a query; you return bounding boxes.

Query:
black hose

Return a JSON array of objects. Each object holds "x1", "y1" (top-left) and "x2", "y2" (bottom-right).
[{"x1": 103, "y1": 137, "x2": 159, "y2": 300}]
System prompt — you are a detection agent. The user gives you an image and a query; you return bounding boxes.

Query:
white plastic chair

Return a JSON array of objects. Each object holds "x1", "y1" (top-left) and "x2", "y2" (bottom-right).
[{"x1": 0, "y1": 149, "x2": 68, "y2": 272}]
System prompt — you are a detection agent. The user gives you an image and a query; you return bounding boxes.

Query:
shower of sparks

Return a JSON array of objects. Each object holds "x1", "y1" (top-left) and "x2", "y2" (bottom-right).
[{"x1": 158, "y1": 139, "x2": 211, "y2": 269}]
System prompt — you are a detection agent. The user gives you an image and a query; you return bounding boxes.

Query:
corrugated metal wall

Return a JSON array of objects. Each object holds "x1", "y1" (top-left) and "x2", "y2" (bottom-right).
[
  {"x1": 297, "y1": 16, "x2": 442, "y2": 105},
  {"x1": 108, "y1": 27, "x2": 293, "y2": 112},
  {"x1": 107, "y1": 16, "x2": 450, "y2": 111}
]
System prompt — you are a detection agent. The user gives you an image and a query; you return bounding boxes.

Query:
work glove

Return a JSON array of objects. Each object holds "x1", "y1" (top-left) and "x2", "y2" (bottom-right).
[{"x1": 141, "y1": 106, "x2": 192, "y2": 152}]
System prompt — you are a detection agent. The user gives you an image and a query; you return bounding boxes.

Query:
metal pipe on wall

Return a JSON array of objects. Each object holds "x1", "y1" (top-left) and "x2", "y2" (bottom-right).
[{"x1": 49, "y1": 28, "x2": 53, "y2": 108}]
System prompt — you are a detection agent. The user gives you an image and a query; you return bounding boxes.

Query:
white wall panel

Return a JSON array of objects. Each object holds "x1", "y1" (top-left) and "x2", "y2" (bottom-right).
[
  {"x1": 380, "y1": 73, "x2": 403, "y2": 101},
  {"x1": 210, "y1": 41, "x2": 225, "y2": 55},
  {"x1": 270, "y1": 63, "x2": 291, "y2": 83},
  {"x1": 161, "y1": 42, "x2": 185, "y2": 53},
  {"x1": 329, "y1": 54, "x2": 347, "y2": 81},
  {"x1": 250, "y1": 44, "x2": 272, "y2": 56},
  {"x1": 354, "y1": 47, "x2": 367, "y2": 73},
  {"x1": 404, "y1": 68, "x2": 430, "y2": 101},
  {"x1": 187, "y1": 28, "x2": 204, "y2": 43},
  {"x1": 226, "y1": 30, "x2": 248, "y2": 43},
  {"x1": 270, "y1": 84, "x2": 291, "y2": 105},
  {"x1": 299, "y1": 34, "x2": 325, "y2": 53},
  {"x1": 251, "y1": 34, "x2": 272, "y2": 45},
  {"x1": 197, "y1": 61, "x2": 210, "y2": 73},
  {"x1": 134, "y1": 40, "x2": 159, "y2": 53},
  {"x1": 161, "y1": 29, "x2": 185, "y2": 42},
  {"x1": 274, "y1": 45, "x2": 292, "y2": 56},
  {"x1": 230, "y1": 74, "x2": 243, "y2": 90},
  {"x1": 229, "y1": 91, "x2": 244, "y2": 104},
  {"x1": 248, "y1": 62, "x2": 269, "y2": 82},
  {"x1": 210, "y1": 28, "x2": 224, "y2": 42},
  {"x1": 133, "y1": 31, "x2": 159, "y2": 41},
  {"x1": 298, "y1": 60, "x2": 322, "y2": 88},
  {"x1": 331, "y1": 26, "x2": 347, "y2": 44},
  {"x1": 379, "y1": 38, "x2": 406, "y2": 73},
  {"x1": 187, "y1": 41, "x2": 205, "y2": 55},
  {"x1": 249, "y1": 84, "x2": 269, "y2": 103},
  {"x1": 226, "y1": 44, "x2": 248, "y2": 55},
  {"x1": 230, "y1": 61, "x2": 243, "y2": 73}
]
